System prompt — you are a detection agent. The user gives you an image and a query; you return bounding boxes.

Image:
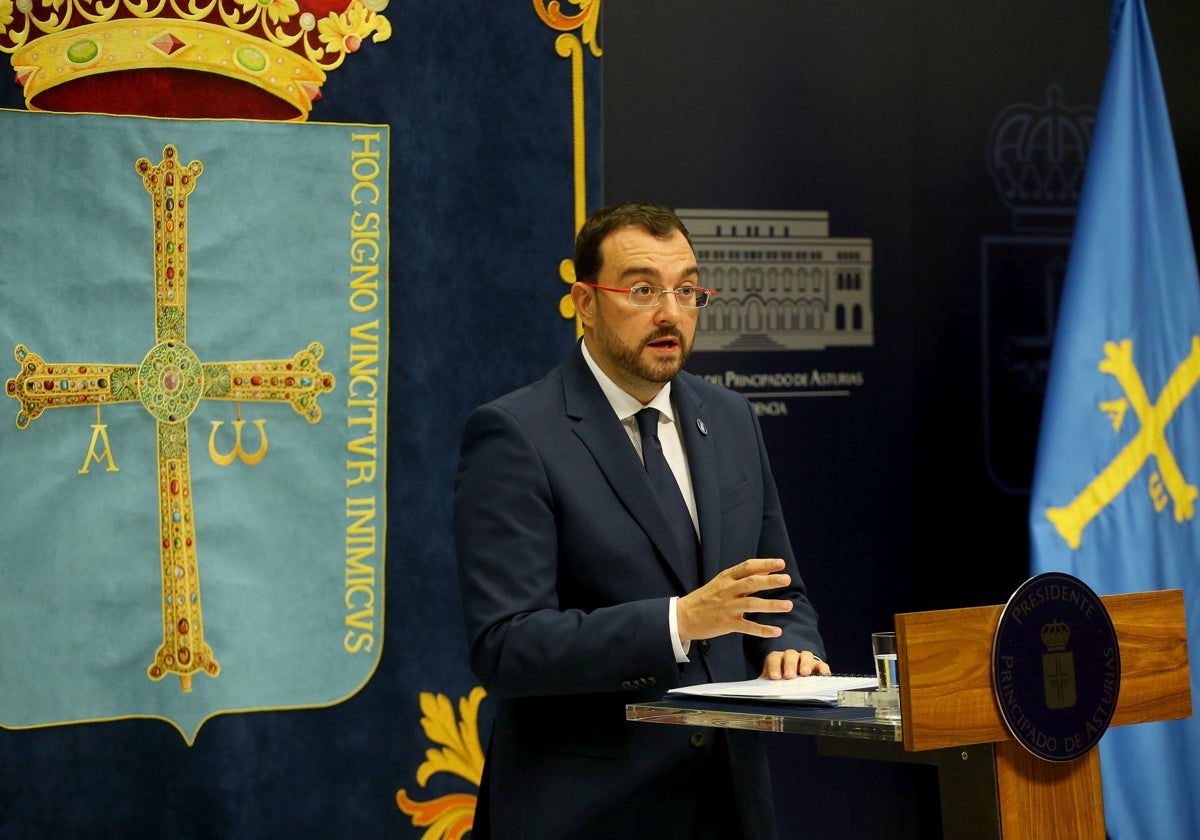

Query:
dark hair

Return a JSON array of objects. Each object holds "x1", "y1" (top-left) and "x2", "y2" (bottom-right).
[{"x1": 573, "y1": 202, "x2": 693, "y2": 284}]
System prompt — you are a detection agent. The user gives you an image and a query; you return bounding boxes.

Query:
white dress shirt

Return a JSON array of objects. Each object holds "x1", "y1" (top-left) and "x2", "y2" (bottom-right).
[{"x1": 580, "y1": 340, "x2": 696, "y2": 662}]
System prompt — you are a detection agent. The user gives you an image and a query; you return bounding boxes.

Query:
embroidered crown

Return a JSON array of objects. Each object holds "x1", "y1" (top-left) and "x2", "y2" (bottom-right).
[{"x1": 0, "y1": 0, "x2": 391, "y2": 120}]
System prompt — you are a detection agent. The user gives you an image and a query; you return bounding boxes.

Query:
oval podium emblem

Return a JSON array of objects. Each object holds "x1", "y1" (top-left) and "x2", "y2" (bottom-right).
[{"x1": 993, "y1": 572, "x2": 1121, "y2": 762}]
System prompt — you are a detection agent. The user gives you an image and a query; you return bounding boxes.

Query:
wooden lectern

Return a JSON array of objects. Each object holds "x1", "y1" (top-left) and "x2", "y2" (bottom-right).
[{"x1": 897, "y1": 589, "x2": 1192, "y2": 840}]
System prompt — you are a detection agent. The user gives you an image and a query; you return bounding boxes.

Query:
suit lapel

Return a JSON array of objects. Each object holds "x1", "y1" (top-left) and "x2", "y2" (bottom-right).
[
  {"x1": 562, "y1": 346, "x2": 696, "y2": 591},
  {"x1": 672, "y1": 377, "x2": 721, "y2": 584}
]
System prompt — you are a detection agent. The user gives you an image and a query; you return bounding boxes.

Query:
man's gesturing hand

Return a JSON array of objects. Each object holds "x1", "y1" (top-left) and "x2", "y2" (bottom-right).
[{"x1": 676, "y1": 558, "x2": 794, "y2": 644}]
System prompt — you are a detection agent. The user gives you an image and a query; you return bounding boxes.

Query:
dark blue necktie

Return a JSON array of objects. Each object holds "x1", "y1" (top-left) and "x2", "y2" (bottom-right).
[{"x1": 636, "y1": 408, "x2": 699, "y2": 575}]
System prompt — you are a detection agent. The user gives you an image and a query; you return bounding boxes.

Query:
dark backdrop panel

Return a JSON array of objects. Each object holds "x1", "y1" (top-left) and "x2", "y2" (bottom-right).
[{"x1": 602, "y1": 1, "x2": 1199, "y2": 838}]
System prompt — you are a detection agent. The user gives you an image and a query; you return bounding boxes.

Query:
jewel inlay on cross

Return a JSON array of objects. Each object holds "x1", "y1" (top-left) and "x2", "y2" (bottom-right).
[{"x1": 4, "y1": 145, "x2": 336, "y2": 691}]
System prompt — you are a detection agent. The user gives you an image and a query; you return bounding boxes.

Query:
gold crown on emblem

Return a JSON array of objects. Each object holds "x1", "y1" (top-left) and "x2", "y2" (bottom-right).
[
  {"x1": 0, "y1": 0, "x2": 391, "y2": 119},
  {"x1": 1040, "y1": 619, "x2": 1070, "y2": 652}
]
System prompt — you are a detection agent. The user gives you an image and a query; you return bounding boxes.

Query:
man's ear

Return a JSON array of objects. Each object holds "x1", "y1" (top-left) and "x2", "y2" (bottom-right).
[{"x1": 571, "y1": 281, "x2": 594, "y2": 328}]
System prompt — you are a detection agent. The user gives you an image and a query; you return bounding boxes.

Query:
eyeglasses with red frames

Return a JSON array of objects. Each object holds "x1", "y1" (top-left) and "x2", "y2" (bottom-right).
[{"x1": 577, "y1": 281, "x2": 717, "y2": 308}]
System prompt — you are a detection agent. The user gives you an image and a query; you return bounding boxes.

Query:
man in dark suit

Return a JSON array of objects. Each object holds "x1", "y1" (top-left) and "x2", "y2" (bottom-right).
[{"x1": 454, "y1": 202, "x2": 830, "y2": 839}]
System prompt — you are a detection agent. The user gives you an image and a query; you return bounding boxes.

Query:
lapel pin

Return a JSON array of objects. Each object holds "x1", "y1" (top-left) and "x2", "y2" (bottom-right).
[{"x1": 696, "y1": 419, "x2": 708, "y2": 435}]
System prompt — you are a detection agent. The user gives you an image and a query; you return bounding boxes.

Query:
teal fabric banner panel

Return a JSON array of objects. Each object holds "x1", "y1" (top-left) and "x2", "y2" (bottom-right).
[{"x1": 0, "y1": 109, "x2": 388, "y2": 744}]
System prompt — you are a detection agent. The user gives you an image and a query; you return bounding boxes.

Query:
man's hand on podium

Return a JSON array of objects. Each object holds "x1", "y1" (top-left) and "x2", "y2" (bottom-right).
[{"x1": 760, "y1": 649, "x2": 831, "y2": 680}]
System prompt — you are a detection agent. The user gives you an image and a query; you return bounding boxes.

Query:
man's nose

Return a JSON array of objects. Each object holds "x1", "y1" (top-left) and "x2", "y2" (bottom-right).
[{"x1": 654, "y1": 291, "x2": 684, "y2": 319}]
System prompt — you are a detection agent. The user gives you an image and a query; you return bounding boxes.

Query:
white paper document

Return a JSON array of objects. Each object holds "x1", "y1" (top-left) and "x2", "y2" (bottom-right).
[{"x1": 669, "y1": 674, "x2": 879, "y2": 705}]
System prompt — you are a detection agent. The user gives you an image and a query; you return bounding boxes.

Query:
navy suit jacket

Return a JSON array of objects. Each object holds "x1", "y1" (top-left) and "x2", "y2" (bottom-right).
[{"x1": 455, "y1": 342, "x2": 824, "y2": 839}]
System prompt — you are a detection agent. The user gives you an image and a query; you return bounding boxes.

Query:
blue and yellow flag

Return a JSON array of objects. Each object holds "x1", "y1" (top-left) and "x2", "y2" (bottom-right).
[{"x1": 1029, "y1": 1, "x2": 1200, "y2": 836}]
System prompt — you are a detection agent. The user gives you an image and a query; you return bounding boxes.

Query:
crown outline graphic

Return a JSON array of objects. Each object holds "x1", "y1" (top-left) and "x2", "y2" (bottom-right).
[
  {"x1": 0, "y1": 0, "x2": 392, "y2": 120},
  {"x1": 986, "y1": 83, "x2": 1096, "y2": 232}
]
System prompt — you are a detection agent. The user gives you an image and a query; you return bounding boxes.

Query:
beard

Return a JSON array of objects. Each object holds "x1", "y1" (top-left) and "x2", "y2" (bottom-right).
[{"x1": 593, "y1": 312, "x2": 693, "y2": 387}]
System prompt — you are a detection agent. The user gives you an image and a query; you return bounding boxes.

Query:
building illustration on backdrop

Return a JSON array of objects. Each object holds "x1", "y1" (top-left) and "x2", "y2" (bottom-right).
[{"x1": 676, "y1": 209, "x2": 874, "y2": 352}]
